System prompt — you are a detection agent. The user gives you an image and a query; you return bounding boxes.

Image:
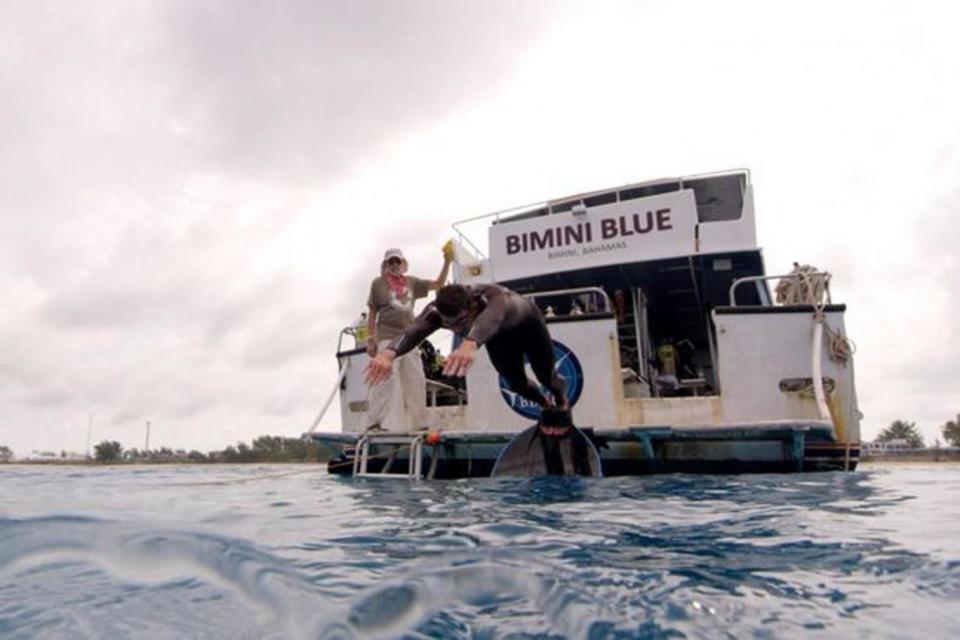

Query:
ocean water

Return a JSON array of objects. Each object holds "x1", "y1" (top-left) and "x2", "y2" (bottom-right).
[{"x1": 1, "y1": 464, "x2": 958, "y2": 639}]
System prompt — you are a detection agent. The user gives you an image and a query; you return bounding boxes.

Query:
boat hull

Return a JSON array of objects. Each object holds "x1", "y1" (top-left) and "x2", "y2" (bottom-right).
[{"x1": 309, "y1": 422, "x2": 859, "y2": 479}]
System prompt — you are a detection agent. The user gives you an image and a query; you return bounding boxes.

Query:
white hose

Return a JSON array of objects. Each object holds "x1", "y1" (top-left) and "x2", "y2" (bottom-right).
[
  {"x1": 306, "y1": 363, "x2": 349, "y2": 434},
  {"x1": 811, "y1": 320, "x2": 831, "y2": 422}
]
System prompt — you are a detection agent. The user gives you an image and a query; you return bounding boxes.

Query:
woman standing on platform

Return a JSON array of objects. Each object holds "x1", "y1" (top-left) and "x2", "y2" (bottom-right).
[{"x1": 365, "y1": 245, "x2": 453, "y2": 432}]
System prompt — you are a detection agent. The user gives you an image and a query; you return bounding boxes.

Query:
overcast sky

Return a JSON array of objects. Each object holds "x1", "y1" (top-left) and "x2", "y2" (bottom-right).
[{"x1": 2, "y1": 0, "x2": 958, "y2": 456}]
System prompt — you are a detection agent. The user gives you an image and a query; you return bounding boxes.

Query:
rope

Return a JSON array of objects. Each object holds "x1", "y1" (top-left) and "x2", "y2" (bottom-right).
[
  {"x1": 775, "y1": 263, "x2": 828, "y2": 306},
  {"x1": 777, "y1": 263, "x2": 855, "y2": 366},
  {"x1": 822, "y1": 320, "x2": 856, "y2": 364},
  {"x1": 175, "y1": 466, "x2": 323, "y2": 486}
]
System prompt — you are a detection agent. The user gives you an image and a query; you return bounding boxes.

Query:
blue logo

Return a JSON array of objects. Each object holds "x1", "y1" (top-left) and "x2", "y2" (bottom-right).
[{"x1": 498, "y1": 340, "x2": 584, "y2": 419}]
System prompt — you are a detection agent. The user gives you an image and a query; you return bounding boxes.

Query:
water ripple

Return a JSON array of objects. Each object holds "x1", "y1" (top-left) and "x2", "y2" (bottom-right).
[{"x1": 1, "y1": 464, "x2": 959, "y2": 638}]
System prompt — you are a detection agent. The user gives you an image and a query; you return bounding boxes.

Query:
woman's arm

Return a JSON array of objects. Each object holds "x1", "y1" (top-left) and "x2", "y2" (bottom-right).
[{"x1": 429, "y1": 242, "x2": 453, "y2": 291}]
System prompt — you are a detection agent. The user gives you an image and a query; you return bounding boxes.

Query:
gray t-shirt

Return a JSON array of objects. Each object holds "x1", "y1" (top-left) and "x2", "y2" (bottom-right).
[{"x1": 368, "y1": 275, "x2": 430, "y2": 341}]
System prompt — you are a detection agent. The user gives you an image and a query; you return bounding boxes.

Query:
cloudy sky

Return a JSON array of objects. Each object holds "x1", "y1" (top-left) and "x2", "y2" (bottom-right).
[{"x1": 2, "y1": 0, "x2": 958, "y2": 456}]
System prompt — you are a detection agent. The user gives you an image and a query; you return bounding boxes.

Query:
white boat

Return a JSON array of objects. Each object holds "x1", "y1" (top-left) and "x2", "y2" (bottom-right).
[{"x1": 308, "y1": 169, "x2": 861, "y2": 478}]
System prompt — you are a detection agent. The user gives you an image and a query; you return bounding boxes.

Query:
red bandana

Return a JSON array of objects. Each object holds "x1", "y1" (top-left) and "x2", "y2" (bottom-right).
[{"x1": 385, "y1": 273, "x2": 407, "y2": 297}]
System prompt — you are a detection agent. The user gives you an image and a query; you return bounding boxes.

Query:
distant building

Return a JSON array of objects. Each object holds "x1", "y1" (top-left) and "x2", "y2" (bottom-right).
[
  {"x1": 26, "y1": 450, "x2": 60, "y2": 461},
  {"x1": 25, "y1": 450, "x2": 88, "y2": 462},
  {"x1": 862, "y1": 439, "x2": 911, "y2": 456}
]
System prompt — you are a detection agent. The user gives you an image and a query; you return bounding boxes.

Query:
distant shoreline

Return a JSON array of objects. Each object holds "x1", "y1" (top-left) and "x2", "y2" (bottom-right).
[
  {"x1": 861, "y1": 450, "x2": 960, "y2": 463},
  {"x1": 861, "y1": 457, "x2": 960, "y2": 464},
  {"x1": 6, "y1": 451, "x2": 960, "y2": 467}
]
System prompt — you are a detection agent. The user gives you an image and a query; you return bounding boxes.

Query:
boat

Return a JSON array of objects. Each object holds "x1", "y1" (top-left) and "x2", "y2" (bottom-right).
[{"x1": 307, "y1": 169, "x2": 861, "y2": 478}]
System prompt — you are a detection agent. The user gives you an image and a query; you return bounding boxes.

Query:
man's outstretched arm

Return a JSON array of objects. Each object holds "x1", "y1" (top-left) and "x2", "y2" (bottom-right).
[
  {"x1": 364, "y1": 307, "x2": 441, "y2": 385},
  {"x1": 389, "y1": 307, "x2": 442, "y2": 356}
]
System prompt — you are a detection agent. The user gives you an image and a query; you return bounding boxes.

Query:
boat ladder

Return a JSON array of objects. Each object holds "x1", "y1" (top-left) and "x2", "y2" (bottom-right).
[{"x1": 352, "y1": 433, "x2": 425, "y2": 480}]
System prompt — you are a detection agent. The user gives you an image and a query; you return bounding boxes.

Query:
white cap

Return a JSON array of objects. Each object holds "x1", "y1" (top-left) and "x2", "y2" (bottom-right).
[{"x1": 380, "y1": 248, "x2": 408, "y2": 274}]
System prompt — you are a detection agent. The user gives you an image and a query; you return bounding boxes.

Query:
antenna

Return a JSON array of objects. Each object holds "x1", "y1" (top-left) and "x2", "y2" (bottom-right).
[{"x1": 145, "y1": 420, "x2": 151, "y2": 452}]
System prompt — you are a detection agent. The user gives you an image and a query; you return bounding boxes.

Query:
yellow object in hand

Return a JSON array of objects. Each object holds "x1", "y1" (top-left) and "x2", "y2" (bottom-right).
[{"x1": 442, "y1": 239, "x2": 456, "y2": 261}]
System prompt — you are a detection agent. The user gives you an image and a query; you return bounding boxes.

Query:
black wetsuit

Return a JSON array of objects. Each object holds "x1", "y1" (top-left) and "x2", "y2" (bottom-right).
[{"x1": 388, "y1": 284, "x2": 566, "y2": 408}]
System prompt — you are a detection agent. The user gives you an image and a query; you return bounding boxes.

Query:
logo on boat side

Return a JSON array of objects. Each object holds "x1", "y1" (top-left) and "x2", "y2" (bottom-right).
[{"x1": 498, "y1": 340, "x2": 584, "y2": 420}]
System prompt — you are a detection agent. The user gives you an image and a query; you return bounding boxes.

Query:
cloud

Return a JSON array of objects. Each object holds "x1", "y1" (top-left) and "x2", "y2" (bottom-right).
[
  {"x1": 238, "y1": 306, "x2": 330, "y2": 370},
  {"x1": 3, "y1": 0, "x2": 960, "y2": 457},
  {"x1": 19, "y1": 388, "x2": 71, "y2": 408},
  {"x1": 896, "y1": 185, "x2": 960, "y2": 397},
  {"x1": 0, "y1": 1, "x2": 571, "y2": 454},
  {"x1": 156, "y1": 0, "x2": 561, "y2": 185},
  {"x1": 917, "y1": 187, "x2": 960, "y2": 289},
  {"x1": 848, "y1": 177, "x2": 960, "y2": 442},
  {"x1": 0, "y1": 0, "x2": 560, "y2": 207}
]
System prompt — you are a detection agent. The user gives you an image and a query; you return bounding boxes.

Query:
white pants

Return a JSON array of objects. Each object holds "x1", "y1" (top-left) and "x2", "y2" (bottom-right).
[{"x1": 367, "y1": 340, "x2": 426, "y2": 432}]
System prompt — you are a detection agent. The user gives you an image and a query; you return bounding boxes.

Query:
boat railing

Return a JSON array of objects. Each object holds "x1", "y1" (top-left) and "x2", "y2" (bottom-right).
[
  {"x1": 336, "y1": 326, "x2": 354, "y2": 353},
  {"x1": 451, "y1": 199, "x2": 546, "y2": 261},
  {"x1": 728, "y1": 272, "x2": 832, "y2": 307},
  {"x1": 426, "y1": 379, "x2": 465, "y2": 407},
  {"x1": 522, "y1": 286, "x2": 612, "y2": 316}
]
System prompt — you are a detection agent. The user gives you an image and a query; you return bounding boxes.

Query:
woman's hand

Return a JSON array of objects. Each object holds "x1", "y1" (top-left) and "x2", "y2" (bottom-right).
[{"x1": 441, "y1": 239, "x2": 456, "y2": 263}]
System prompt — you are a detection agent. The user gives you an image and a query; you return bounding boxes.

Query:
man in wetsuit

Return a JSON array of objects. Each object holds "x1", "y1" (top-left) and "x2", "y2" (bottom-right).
[{"x1": 364, "y1": 283, "x2": 567, "y2": 414}]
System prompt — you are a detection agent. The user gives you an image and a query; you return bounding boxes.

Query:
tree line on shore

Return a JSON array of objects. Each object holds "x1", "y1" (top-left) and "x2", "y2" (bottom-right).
[
  {"x1": 3, "y1": 415, "x2": 959, "y2": 463},
  {"x1": 95, "y1": 435, "x2": 334, "y2": 464},
  {"x1": 0, "y1": 436, "x2": 333, "y2": 464},
  {"x1": 872, "y1": 415, "x2": 960, "y2": 449}
]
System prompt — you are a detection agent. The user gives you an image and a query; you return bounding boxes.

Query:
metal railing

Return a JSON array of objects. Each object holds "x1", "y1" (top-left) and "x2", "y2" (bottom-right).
[
  {"x1": 353, "y1": 434, "x2": 425, "y2": 480},
  {"x1": 522, "y1": 286, "x2": 612, "y2": 315},
  {"x1": 426, "y1": 379, "x2": 465, "y2": 407}
]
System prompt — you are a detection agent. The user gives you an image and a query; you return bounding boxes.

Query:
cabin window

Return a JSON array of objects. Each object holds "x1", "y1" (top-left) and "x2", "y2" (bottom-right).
[
  {"x1": 496, "y1": 206, "x2": 549, "y2": 224},
  {"x1": 618, "y1": 182, "x2": 680, "y2": 202},
  {"x1": 550, "y1": 200, "x2": 581, "y2": 213},
  {"x1": 684, "y1": 174, "x2": 745, "y2": 222},
  {"x1": 583, "y1": 191, "x2": 617, "y2": 207}
]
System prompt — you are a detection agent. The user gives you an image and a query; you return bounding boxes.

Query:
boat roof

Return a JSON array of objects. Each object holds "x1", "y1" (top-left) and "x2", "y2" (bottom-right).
[{"x1": 500, "y1": 168, "x2": 750, "y2": 224}]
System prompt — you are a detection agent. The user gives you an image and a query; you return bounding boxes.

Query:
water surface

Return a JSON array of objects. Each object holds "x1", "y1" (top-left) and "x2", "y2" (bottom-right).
[{"x1": 2, "y1": 463, "x2": 958, "y2": 638}]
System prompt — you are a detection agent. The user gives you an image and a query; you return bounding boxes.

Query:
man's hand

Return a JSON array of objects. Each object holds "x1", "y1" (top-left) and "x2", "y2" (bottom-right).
[
  {"x1": 365, "y1": 349, "x2": 397, "y2": 385},
  {"x1": 366, "y1": 337, "x2": 377, "y2": 357},
  {"x1": 443, "y1": 339, "x2": 478, "y2": 378}
]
